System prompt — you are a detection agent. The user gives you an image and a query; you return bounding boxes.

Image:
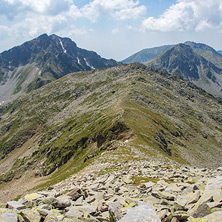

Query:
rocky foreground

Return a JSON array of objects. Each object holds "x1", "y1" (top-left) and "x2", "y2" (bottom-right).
[{"x1": 0, "y1": 160, "x2": 222, "y2": 222}]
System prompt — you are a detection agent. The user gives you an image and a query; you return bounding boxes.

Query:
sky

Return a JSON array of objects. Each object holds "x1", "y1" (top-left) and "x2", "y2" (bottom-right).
[{"x1": 0, "y1": 0, "x2": 222, "y2": 61}]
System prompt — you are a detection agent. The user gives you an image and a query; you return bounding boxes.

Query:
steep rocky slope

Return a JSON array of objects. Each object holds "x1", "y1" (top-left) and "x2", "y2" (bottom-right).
[
  {"x1": 122, "y1": 45, "x2": 173, "y2": 64},
  {"x1": 0, "y1": 34, "x2": 119, "y2": 104},
  {"x1": 0, "y1": 63, "x2": 222, "y2": 201},
  {"x1": 147, "y1": 42, "x2": 222, "y2": 98}
]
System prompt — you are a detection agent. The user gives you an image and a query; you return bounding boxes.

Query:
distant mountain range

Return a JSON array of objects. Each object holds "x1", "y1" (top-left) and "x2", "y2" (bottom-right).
[
  {"x1": 121, "y1": 45, "x2": 173, "y2": 64},
  {"x1": 218, "y1": 50, "x2": 222, "y2": 55},
  {"x1": 147, "y1": 41, "x2": 222, "y2": 98},
  {"x1": 0, "y1": 34, "x2": 119, "y2": 104}
]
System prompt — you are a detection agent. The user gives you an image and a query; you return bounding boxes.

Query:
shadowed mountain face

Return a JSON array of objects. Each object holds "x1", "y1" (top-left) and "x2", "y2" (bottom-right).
[
  {"x1": 217, "y1": 50, "x2": 222, "y2": 55},
  {"x1": 147, "y1": 42, "x2": 222, "y2": 98},
  {"x1": 122, "y1": 45, "x2": 173, "y2": 64},
  {"x1": 0, "y1": 34, "x2": 119, "y2": 104},
  {"x1": 0, "y1": 64, "x2": 222, "y2": 199}
]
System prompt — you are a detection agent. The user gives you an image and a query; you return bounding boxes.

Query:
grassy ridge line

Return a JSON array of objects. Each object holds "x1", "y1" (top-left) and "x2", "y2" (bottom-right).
[{"x1": 0, "y1": 63, "x2": 222, "y2": 193}]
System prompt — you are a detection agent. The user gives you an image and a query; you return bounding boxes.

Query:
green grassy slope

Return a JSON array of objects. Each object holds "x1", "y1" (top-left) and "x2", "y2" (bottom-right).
[{"x1": 0, "y1": 63, "x2": 222, "y2": 190}]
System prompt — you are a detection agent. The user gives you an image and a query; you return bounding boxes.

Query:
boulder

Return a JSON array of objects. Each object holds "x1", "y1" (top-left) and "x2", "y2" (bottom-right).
[
  {"x1": 67, "y1": 188, "x2": 84, "y2": 201},
  {"x1": 54, "y1": 195, "x2": 71, "y2": 208},
  {"x1": 190, "y1": 203, "x2": 212, "y2": 218},
  {"x1": 119, "y1": 204, "x2": 161, "y2": 222},
  {"x1": 20, "y1": 209, "x2": 41, "y2": 222},
  {"x1": 7, "y1": 201, "x2": 26, "y2": 210},
  {"x1": 176, "y1": 190, "x2": 201, "y2": 207},
  {"x1": 108, "y1": 203, "x2": 122, "y2": 222},
  {"x1": 24, "y1": 193, "x2": 44, "y2": 202},
  {"x1": 45, "y1": 209, "x2": 64, "y2": 222},
  {"x1": 0, "y1": 208, "x2": 18, "y2": 222},
  {"x1": 204, "y1": 176, "x2": 222, "y2": 202},
  {"x1": 189, "y1": 211, "x2": 222, "y2": 222},
  {"x1": 65, "y1": 206, "x2": 83, "y2": 219}
]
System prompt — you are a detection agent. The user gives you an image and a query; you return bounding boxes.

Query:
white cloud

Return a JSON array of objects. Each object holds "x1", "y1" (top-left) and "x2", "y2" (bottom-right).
[
  {"x1": 0, "y1": 0, "x2": 84, "y2": 42},
  {"x1": 80, "y1": 0, "x2": 146, "y2": 22},
  {"x1": 0, "y1": 0, "x2": 72, "y2": 19},
  {"x1": 0, "y1": 25, "x2": 10, "y2": 40},
  {"x1": 114, "y1": 5, "x2": 146, "y2": 20},
  {"x1": 111, "y1": 28, "x2": 119, "y2": 34},
  {"x1": 3, "y1": 14, "x2": 68, "y2": 39},
  {"x1": 142, "y1": 0, "x2": 222, "y2": 32},
  {"x1": 59, "y1": 25, "x2": 87, "y2": 37}
]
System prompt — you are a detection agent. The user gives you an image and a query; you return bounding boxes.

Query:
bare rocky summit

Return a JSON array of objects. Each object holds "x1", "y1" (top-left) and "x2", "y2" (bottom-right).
[{"x1": 0, "y1": 34, "x2": 119, "y2": 104}]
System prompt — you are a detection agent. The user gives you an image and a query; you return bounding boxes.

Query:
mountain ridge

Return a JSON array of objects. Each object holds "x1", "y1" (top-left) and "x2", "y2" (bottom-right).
[
  {"x1": 122, "y1": 45, "x2": 173, "y2": 64},
  {"x1": 217, "y1": 50, "x2": 222, "y2": 55},
  {"x1": 147, "y1": 42, "x2": 222, "y2": 98},
  {"x1": 0, "y1": 33, "x2": 119, "y2": 104},
  {"x1": 1, "y1": 63, "x2": 222, "y2": 201}
]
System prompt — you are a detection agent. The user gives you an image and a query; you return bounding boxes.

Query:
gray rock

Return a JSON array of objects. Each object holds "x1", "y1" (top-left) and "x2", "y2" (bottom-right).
[
  {"x1": 171, "y1": 217, "x2": 180, "y2": 222},
  {"x1": 24, "y1": 193, "x2": 44, "y2": 202},
  {"x1": 190, "y1": 203, "x2": 212, "y2": 218},
  {"x1": 119, "y1": 204, "x2": 161, "y2": 222},
  {"x1": 67, "y1": 188, "x2": 84, "y2": 201},
  {"x1": 20, "y1": 209, "x2": 41, "y2": 222},
  {"x1": 191, "y1": 211, "x2": 222, "y2": 222},
  {"x1": 43, "y1": 197, "x2": 58, "y2": 206},
  {"x1": 169, "y1": 211, "x2": 189, "y2": 221},
  {"x1": 108, "y1": 203, "x2": 122, "y2": 222},
  {"x1": 204, "y1": 176, "x2": 222, "y2": 202},
  {"x1": 45, "y1": 209, "x2": 64, "y2": 222},
  {"x1": 176, "y1": 190, "x2": 201, "y2": 207},
  {"x1": 54, "y1": 195, "x2": 71, "y2": 209},
  {"x1": 0, "y1": 208, "x2": 18, "y2": 222},
  {"x1": 157, "y1": 209, "x2": 169, "y2": 220},
  {"x1": 65, "y1": 206, "x2": 83, "y2": 219},
  {"x1": 7, "y1": 201, "x2": 26, "y2": 210}
]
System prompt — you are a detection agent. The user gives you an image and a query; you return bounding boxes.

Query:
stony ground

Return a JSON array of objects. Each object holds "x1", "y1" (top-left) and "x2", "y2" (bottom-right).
[{"x1": 0, "y1": 159, "x2": 222, "y2": 222}]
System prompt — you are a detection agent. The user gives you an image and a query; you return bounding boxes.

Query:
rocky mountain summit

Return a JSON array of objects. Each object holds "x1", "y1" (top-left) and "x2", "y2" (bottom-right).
[
  {"x1": 147, "y1": 42, "x2": 222, "y2": 98},
  {"x1": 0, "y1": 159, "x2": 222, "y2": 221},
  {"x1": 0, "y1": 34, "x2": 119, "y2": 104}
]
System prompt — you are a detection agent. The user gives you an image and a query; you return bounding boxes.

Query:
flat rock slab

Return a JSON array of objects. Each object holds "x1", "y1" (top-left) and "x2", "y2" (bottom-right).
[
  {"x1": 204, "y1": 176, "x2": 222, "y2": 202},
  {"x1": 24, "y1": 193, "x2": 44, "y2": 202},
  {"x1": 189, "y1": 211, "x2": 222, "y2": 222},
  {"x1": 20, "y1": 209, "x2": 41, "y2": 222},
  {"x1": 119, "y1": 204, "x2": 161, "y2": 222},
  {"x1": 0, "y1": 208, "x2": 18, "y2": 222},
  {"x1": 7, "y1": 201, "x2": 26, "y2": 210}
]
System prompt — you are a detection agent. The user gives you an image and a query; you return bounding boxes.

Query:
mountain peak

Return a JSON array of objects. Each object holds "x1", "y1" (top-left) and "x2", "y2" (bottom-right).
[
  {"x1": 147, "y1": 42, "x2": 222, "y2": 98},
  {"x1": 0, "y1": 34, "x2": 119, "y2": 103},
  {"x1": 184, "y1": 41, "x2": 218, "y2": 53},
  {"x1": 38, "y1": 33, "x2": 49, "y2": 39}
]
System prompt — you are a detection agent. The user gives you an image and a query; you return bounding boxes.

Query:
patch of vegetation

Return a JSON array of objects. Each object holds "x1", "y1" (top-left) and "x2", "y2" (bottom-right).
[{"x1": 132, "y1": 176, "x2": 160, "y2": 185}]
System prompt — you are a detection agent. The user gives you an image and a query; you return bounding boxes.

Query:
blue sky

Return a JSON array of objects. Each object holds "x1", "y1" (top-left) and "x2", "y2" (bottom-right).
[{"x1": 0, "y1": 0, "x2": 222, "y2": 60}]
